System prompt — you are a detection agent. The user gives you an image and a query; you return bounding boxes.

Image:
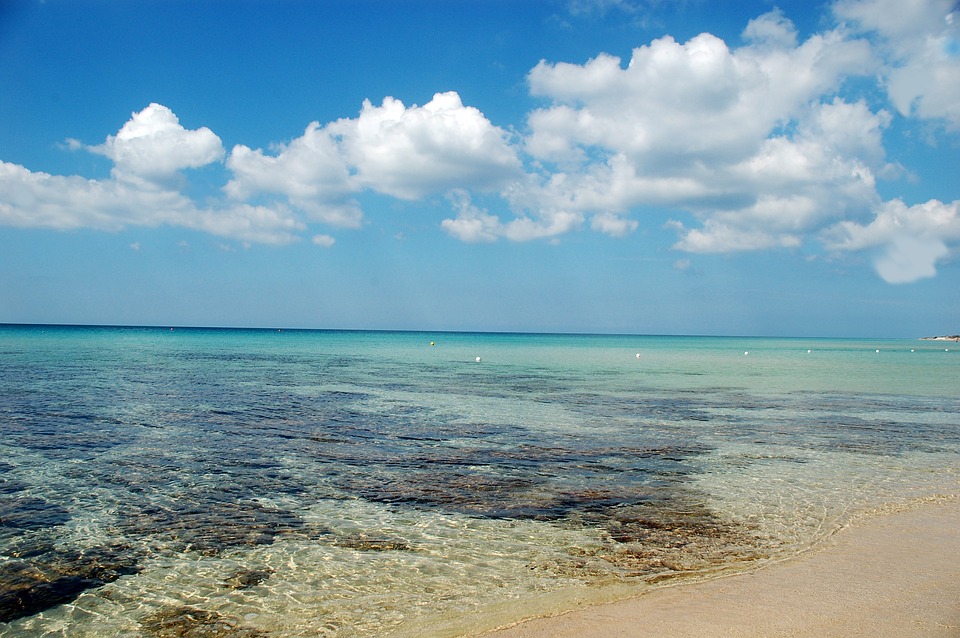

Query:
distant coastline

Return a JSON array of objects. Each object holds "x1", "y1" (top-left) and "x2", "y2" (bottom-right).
[{"x1": 921, "y1": 335, "x2": 960, "y2": 341}]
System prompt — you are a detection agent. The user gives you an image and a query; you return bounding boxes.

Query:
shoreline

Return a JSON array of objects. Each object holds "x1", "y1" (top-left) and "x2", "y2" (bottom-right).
[{"x1": 481, "y1": 495, "x2": 960, "y2": 637}]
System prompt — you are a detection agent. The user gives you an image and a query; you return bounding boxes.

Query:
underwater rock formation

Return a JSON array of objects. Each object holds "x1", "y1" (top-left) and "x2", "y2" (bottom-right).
[{"x1": 0, "y1": 544, "x2": 140, "y2": 623}]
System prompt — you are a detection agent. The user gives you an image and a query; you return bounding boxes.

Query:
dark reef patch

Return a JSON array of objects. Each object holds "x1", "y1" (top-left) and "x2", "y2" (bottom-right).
[
  {"x1": 0, "y1": 496, "x2": 71, "y2": 534},
  {"x1": 118, "y1": 495, "x2": 310, "y2": 556},
  {"x1": 222, "y1": 568, "x2": 274, "y2": 590},
  {"x1": 141, "y1": 605, "x2": 268, "y2": 638},
  {"x1": 333, "y1": 533, "x2": 412, "y2": 552},
  {"x1": 0, "y1": 544, "x2": 140, "y2": 623},
  {"x1": 531, "y1": 491, "x2": 769, "y2": 583},
  {"x1": 330, "y1": 443, "x2": 710, "y2": 520}
]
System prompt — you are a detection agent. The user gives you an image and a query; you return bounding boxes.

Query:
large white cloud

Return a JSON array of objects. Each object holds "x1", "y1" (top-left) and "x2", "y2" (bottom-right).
[
  {"x1": 440, "y1": 188, "x2": 586, "y2": 242},
  {"x1": 507, "y1": 10, "x2": 893, "y2": 253},
  {"x1": 0, "y1": 105, "x2": 302, "y2": 245},
  {"x1": 835, "y1": 0, "x2": 960, "y2": 128},
  {"x1": 1, "y1": 94, "x2": 527, "y2": 246},
  {"x1": 525, "y1": 18, "x2": 873, "y2": 167},
  {"x1": 1, "y1": 1, "x2": 958, "y2": 284},
  {"x1": 225, "y1": 122, "x2": 362, "y2": 228},
  {"x1": 224, "y1": 91, "x2": 522, "y2": 230},
  {"x1": 0, "y1": 160, "x2": 303, "y2": 245},
  {"x1": 822, "y1": 199, "x2": 960, "y2": 283},
  {"x1": 508, "y1": 3, "x2": 957, "y2": 277},
  {"x1": 330, "y1": 92, "x2": 523, "y2": 199},
  {"x1": 87, "y1": 103, "x2": 225, "y2": 184},
  {"x1": 669, "y1": 98, "x2": 892, "y2": 252}
]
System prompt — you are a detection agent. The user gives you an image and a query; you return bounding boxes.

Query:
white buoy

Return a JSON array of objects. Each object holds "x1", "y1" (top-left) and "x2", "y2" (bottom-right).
[
  {"x1": 807, "y1": 349, "x2": 811, "y2": 353},
  {"x1": 911, "y1": 349, "x2": 915, "y2": 352},
  {"x1": 475, "y1": 356, "x2": 482, "y2": 362},
  {"x1": 876, "y1": 349, "x2": 880, "y2": 353},
  {"x1": 744, "y1": 351, "x2": 749, "y2": 356},
  {"x1": 635, "y1": 353, "x2": 641, "y2": 359}
]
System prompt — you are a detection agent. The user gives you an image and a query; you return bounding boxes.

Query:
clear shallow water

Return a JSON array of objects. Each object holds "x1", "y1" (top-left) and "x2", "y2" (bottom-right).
[{"x1": 0, "y1": 325, "x2": 958, "y2": 636}]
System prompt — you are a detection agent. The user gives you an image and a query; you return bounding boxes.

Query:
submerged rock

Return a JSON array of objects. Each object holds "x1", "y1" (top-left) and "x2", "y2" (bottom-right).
[
  {"x1": 0, "y1": 496, "x2": 71, "y2": 532},
  {"x1": 222, "y1": 568, "x2": 274, "y2": 590},
  {"x1": 587, "y1": 501, "x2": 765, "y2": 581},
  {"x1": 141, "y1": 605, "x2": 267, "y2": 638},
  {"x1": 333, "y1": 534, "x2": 411, "y2": 552},
  {"x1": 0, "y1": 544, "x2": 140, "y2": 623},
  {"x1": 120, "y1": 496, "x2": 306, "y2": 556}
]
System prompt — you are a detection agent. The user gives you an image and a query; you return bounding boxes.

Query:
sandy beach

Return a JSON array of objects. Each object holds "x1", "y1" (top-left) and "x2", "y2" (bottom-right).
[{"x1": 485, "y1": 496, "x2": 960, "y2": 638}]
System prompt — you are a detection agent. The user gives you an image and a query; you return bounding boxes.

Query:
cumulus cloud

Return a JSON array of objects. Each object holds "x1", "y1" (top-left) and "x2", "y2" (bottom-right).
[
  {"x1": 225, "y1": 122, "x2": 362, "y2": 228},
  {"x1": 312, "y1": 234, "x2": 336, "y2": 248},
  {"x1": 1, "y1": 94, "x2": 527, "y2": 246},
  {"x1": 88, "y1": 103, "x2": 224, "y2": 184},
  {"x1": 822, "y1": 198, "x2": 960, "y2": 282},
  {"x1": 0, "y1": 160, "x2": 303, "y2": 245},
  {"x1": 1, "y1": 1, "x2": 958, "y2": 284},
  {"x1": 330, "y1": 92, "x2": 522, "y2": 199},
  {"x1": 835, "y1": 0, "x2": 960, "y2": 128},
  {"x1": 526, "y1": 25, "x2": 872, "y2": 168},
  {"x1": 441, "y1": 190, "x2": 504, "y2": 243},
  {"x1": 0, "y1": 104, "x2": 302, "y2": 245},
  {"x1": 512, "y1": 11, "x2": 897, "y2": 255},
  {"x1": 514, "y1": 4, "x2": 960, "y2": 276},
  {"x1": 224, "y1": 91, "x2": 521, "y2": 233},
  {"x1": 441, "y1": 187, "x2": 587, "y2": 242},
  {"x1": 591, "y1": 211, "x2": 638, "y2": 237}
]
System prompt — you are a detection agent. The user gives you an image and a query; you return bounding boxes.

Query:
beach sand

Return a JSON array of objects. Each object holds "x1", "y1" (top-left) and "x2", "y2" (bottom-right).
[{"x1": 484, "y1": 496, "x2": 960, "y2": 638}]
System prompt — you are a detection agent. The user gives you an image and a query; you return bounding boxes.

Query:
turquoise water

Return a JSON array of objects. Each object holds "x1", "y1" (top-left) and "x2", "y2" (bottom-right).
[{"x1": 1, "y1": 325, "x2": 958, "y2": 636}]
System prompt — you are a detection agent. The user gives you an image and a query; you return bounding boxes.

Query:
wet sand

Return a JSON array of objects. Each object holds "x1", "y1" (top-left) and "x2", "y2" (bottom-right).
[{"x1": 485, "y1": 496, "x2": 960, "y2": 638}]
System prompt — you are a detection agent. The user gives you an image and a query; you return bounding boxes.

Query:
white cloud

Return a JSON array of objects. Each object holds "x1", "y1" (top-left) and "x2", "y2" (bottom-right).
[
  {"x1": 669, "y1": 218, "x2": 803, "y2": 253},
  {"x1": 0, "y1": 105, "x2": 302, "y2": 245},
  {"x1": 822, "y1": 198, "x2": 960, "y2": 282},
  {"x1": 3, "y1": 95, "x2": 527, "y2": 247},
  {"x1": 224, "y1": 91, "x2": 522, "y2": 233},
  {"x1": 517, "y1": 94, "x2": 891, "y2": 253},
  {"x1": 526, "y1": 24, "x2": 873, "y2": 168},
  {"x1": 187, "y1": 203, "x2": 304, "y2": 246},
  {"x1": 2, "y1": 1, "x2": 958, "y2": 284},
  {"x1": 440, "y1": 188, "x2": 589, "y2": 243},
  {"x1": 834, "y1": 0, "x2": 954, "y2": 39},
  {"x1": 669, "y1": 98, "x2": 894, "y2": 252},
  {"x1": 501, "y1": 210, "x2": 584, "y2": 242},
  {"x1": 873, "y1": 235, "x2": 949, "y2": 283},
  {"x1": 441, "y1": 190, "x2": 503, "y2": 243},
  {"x1": 331, "y1": 92, "x2": 523, "y2": 200},
  {"x1": 515, "y1": 12, "x2": 891, "y2": 254},
  {"x1": 516, "y1": 6, "x2": 960, "y2": 274},
  {"x1": 835, "y1": 0, "x2": 960, "y2": 128},
  {"x1": 742, "y1": 8, "x2": 799, "y2": 48},
  {"x1": 0, "y1": 159, "x2": 303, "y2": 245},
  {"x1": 0, "y1": 160, "x2": 190, "y2": 231},
  {"x1": 88, "y1": 103, "x2": 224, "y2": 183},
  {"x1": 312, "y1": 234, "x2": 336, "y2": 248},
  {"x1": 225, "y1": 122, "x2": 362, "y2": 228},
  {"x1": 590, "y1": 211, "x2": 638, "y2": 237}
]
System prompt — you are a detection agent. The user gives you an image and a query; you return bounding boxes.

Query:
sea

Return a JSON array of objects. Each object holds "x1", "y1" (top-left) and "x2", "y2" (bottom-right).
[{"x1": 1, "y1": 324, "x2": 958, "y2": 637}]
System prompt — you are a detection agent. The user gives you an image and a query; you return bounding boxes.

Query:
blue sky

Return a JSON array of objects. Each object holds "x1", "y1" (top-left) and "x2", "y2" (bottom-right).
[{"x1": 1, "y1": 0, "x2": 958, "y2": 337}]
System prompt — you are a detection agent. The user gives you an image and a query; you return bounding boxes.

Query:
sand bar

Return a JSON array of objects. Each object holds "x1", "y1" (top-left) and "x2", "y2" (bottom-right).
[{"x1": 484, "y1": 496, "x2": 960, "y2": 637}]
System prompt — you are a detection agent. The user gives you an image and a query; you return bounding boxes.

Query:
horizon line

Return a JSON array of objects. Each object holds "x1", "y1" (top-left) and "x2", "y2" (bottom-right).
[{"x1": 0, "y1": 321, "x2": 932, "y2": 341}]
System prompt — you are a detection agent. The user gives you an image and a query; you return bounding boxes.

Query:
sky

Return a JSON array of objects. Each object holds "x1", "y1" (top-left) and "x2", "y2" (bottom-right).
[{"x1": 0, "y1": 0, "x2": 958, "y2": 337}]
